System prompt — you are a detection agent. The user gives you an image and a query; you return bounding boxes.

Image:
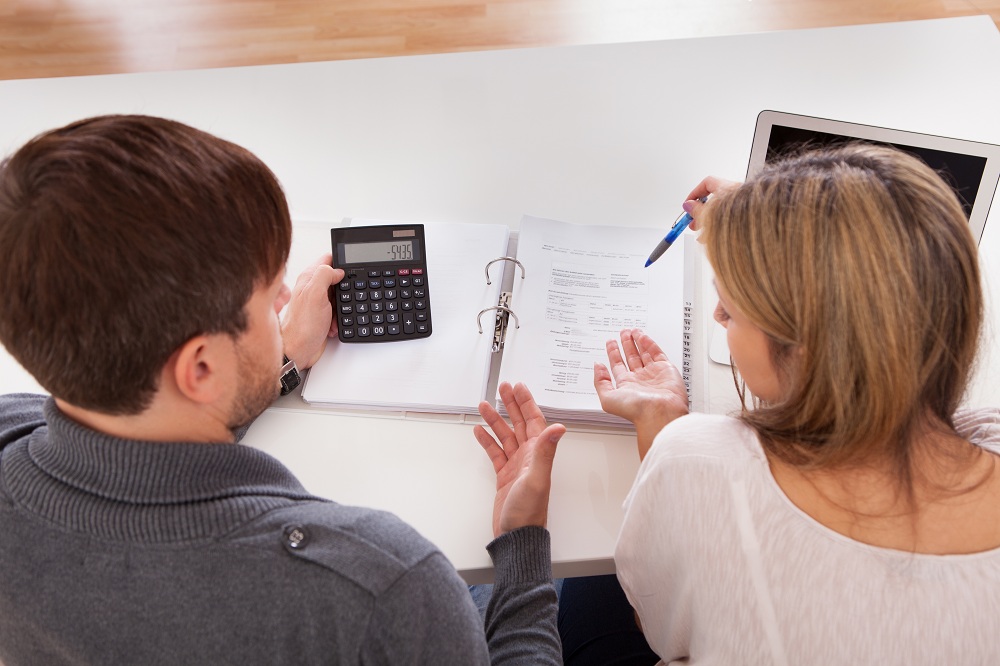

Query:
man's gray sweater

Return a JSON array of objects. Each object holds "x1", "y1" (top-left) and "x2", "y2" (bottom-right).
[{"x1": 0, "y1": 394, "x2": 561, "y2": 664}]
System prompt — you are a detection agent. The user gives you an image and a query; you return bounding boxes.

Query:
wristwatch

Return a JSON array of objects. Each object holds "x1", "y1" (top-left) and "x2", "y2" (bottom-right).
[{"x1": 279, "y1": 355, "x2": 301, "y2": 396}]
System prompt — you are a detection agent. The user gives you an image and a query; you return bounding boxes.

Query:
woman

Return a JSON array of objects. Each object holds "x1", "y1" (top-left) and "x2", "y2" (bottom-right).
[{"x1": 592, "y1": 144, "x2": 1000, "y2": 663}]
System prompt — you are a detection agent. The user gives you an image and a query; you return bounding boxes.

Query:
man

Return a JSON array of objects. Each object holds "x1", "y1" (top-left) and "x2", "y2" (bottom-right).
[{"x1": 0, "y1": 115, "x2": 562, "y2": 664}]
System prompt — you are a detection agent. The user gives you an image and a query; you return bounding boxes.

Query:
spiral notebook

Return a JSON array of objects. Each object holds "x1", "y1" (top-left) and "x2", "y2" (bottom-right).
[{"x1": 300, "y1": 215, "x2": 690, "y2": 428}]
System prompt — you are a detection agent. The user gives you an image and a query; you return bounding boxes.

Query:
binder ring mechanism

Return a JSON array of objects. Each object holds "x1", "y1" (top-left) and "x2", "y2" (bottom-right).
[
  {"x1": 484, "y1": 256, "x2": 525, "y2": 285},
  {"x1": 478, "y1": 257, "x2": 525, "y2": 353}
]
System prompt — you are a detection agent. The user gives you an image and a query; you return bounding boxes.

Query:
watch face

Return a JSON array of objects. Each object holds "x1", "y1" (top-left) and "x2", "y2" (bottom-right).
[{"x1": 279, "y1": 358, "x2": 301, "y2": 395}]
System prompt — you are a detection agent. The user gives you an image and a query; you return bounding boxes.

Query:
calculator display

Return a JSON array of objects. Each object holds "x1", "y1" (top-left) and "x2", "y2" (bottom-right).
[{"x1": 340, "y1": 239, "x2": 421, "y2": 265}]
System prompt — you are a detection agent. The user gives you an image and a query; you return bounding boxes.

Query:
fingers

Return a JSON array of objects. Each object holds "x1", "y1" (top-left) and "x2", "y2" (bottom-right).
[
  {"x1": 509, "y1": 382, "x2": 550, "y2": 438},
  {"x1": 684, "y1": 175, "x2": 739, "y2": 202},
  {"x1": 619, "y1": 329, "x2": 642, "y2": 373},
  {"x1": 473, "y1": 422, "x2": 507, "y2": 475},
  {"x1": 497, "y1": 382, "x2": 524, "y2": 455},
  {"x1": 593, "y1": 361, "x2": 615, "y2": 403},
  {"x1": 528, "y1": 422, "x2": 565, "y2": 474},
  {"x1": 683, "y1": 176, "x2": 740, "y2": 230},
  {"x1": 478, "y1": 382, "x2": 558, "y2": 467},
  {"x1": 478, "y1": 397, "x2": 514, "y2": 447},
  {"x1": 633, "y1": 329, "x2": 668, "y2": 364}
]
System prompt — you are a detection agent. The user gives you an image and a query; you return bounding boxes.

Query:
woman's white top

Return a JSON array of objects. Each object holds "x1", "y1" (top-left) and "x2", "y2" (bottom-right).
[{"x1": 615, "y1": 409, "x2": 1000, "y2": 665}]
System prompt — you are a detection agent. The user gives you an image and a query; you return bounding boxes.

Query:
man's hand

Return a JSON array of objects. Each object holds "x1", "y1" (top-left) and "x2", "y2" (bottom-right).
[
  {"x1": 280, "y1": 254, "x2": 344, "y2": 370},
  {"x1": 594, "y1": 328, "x2": 688, "y2": 460},
  {"x1": 474, "y1": 382, "x2": 566, "y2": 539}
]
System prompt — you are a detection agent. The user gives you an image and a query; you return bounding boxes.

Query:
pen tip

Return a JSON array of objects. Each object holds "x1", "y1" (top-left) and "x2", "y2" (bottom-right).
[{"x1": 644, "y1": 260, "x2": 652, "y2": 268}]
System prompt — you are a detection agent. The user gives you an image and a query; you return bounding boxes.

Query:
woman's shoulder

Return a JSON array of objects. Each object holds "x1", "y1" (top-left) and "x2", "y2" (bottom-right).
[
  {"x1": 955, "y1": 407, "x2": 1000, "y2": 453},
  {"x1": 646, "y1": 412, "x2": 766, "y2": 465}
]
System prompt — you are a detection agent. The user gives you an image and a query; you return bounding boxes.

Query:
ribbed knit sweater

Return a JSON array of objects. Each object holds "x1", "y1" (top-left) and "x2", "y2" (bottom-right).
[{"x1": 0, "y1": 394, "x2": 561, "y2": 664}]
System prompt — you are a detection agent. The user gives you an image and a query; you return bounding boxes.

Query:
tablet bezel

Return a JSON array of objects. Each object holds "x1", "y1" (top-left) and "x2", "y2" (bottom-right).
[{"x1": 749, "y1": 110, "x2": 1000, "y2": 244}]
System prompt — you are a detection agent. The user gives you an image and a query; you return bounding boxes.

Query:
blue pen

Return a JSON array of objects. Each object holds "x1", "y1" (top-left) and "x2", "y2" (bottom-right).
[{"x1": 644, "y1": 197, "x2": 706, "y2": 267}]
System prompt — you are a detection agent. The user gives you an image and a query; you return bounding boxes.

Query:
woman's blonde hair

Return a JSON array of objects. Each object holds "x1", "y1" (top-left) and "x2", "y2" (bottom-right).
[{"x1": 701, "y1": 144, "x2": 983, "y2": 475}]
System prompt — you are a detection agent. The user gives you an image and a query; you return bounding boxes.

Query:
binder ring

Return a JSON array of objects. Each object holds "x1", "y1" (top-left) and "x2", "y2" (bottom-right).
[
  {"x1": 485, "y1": 257, "x2": 526, "y2": 285},
  {"x1": 477, "y1": 306, "x2": 520, "y2": 333}
]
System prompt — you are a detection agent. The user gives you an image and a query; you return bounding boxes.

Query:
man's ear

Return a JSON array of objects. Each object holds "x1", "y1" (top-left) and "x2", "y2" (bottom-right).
[{"x1": 170, "y1": 334, "x2": 232, "y2": 405}]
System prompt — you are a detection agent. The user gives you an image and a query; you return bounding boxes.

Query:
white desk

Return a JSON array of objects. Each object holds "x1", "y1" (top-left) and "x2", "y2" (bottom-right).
[{"x1": 2, "y1": 17, "x2": 1000, "y2": 582}]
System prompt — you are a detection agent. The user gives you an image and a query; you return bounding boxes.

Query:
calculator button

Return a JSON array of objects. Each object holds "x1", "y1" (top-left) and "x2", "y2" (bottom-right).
[
  {"x1": 385, "y1": 301, "x2": 398, "y2": 311},
  {"x1": 400, "y1": 289, "x2": 411, "y2": 299},
  {"x1": 399, "y1": 278, "x2": 411, "y2": 287},
  {"x1": 398, "y1": 269, "x2": 410, "y2": 276},
  {"x1": 415, "y1": 311, "x2": 428, "y2": 321},
  {"x1": 338, "y1": 279, "x2": 351, "y2": 290},
  {"x1": 342, "y1": 328, "x2": 355, "y2": 338},
  {"x1": 415, "y1": 300, "x2": 426, "y2": 310},
  {"x1": 354, "y1": 280, "x2": 367, "y2": 290},
  {"x1": 357, "y1": 315, "x2": 369, "y2": 325},
  {"x1": 340, "y1": 316, "x2": 354, "y2": 327},
  {"x1": 402, "y1": 316, "x2": 415, "y2": 334},
  {"x1": 354, "y1": 291, "x2": 367, "y2": 301},
  {"x1": 339, "y1": 292, "x2": 352, "y2": 302},
  {"x1": 387, "y1": 324, "x2": 401, "y2": 335},
  {"x1": 356, "y1": 303, "x2": 369, "y2": 314},
  {"x1": 385, "y1": 289, "x2": 396, "y2": 299},
  {"x1": 368, "y1": 279, "x2": 382, "y2": 289},
  {"x1": 339, "y1": 305, "x2": 354, "y2": 314},
  {"x1": 370, "y1": 302, "x2": 383, "y2": 312},
  {"x1": 416, "y1": 322, "x2": 429, "y2": 334},
  {"x1": 368, "y1": 270, "x2": 380, "y2": 278},
  {"x1": 413, "y1": 288, "x2": 425, "y2": 298},
  {"x1": 372, "y1": 325, "x2": 386, "y2": 336},
  {"x1": 411, "y1": 268, "x2": 424, "y2": 275},
  {"x1": 387, "y1": 312, "x2": 400, "y2": 323},
  {"x1": 370, "y1": 290, "x2": 382, "y2": 300},
  {"x1": 383, "y1": 279, "x2": 396, "y2": 288},
  {"x1": 401, "y1": 301, "x2": 413, "y2": 311},
  {"x1": 412, "y1": 277, "x2": 424, "y2": 286},
  {"x1": 371, "y1": 313, "x2": 385, "y2": 324},
  {"x1": 383, "y1": 270, "x2": 395, "y2": 277},
  {"x1": 358, "y1": 326, "x2": 371, "y2": 337}
]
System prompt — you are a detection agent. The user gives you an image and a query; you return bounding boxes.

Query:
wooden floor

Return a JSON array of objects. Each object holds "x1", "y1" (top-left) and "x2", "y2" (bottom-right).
[{"x1": 2, "y1": 0, "x2": 1000, "y2": 81}]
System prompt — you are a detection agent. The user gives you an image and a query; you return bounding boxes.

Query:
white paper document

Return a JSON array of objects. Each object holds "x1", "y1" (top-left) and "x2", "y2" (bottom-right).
[{"x1": 496, "y1": 215, "x2": 685, "y2": 426}]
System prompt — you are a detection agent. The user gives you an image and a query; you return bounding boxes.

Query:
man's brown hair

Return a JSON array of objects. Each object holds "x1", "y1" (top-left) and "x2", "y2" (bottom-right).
[{"x1": 0, "y1": 115, "x2": 292, "y2": 414}]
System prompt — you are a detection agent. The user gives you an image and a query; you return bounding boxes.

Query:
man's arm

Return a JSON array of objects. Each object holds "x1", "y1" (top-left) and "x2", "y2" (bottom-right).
[
  {"x1": 473, "y1": 381, "x2": 565, "y2": 664},
  {"x1": 484, "y1": 527, "x2": 561, "y2": 664}
]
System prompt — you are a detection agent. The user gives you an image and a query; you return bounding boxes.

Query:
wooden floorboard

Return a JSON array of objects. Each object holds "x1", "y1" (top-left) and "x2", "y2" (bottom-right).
[{"x1": 1, "y1": 0, "x2": 999, "y2": 80}]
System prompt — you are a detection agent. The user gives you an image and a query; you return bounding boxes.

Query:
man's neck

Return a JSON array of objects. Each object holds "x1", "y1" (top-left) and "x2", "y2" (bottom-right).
[{"x1": 54, "y1": 397, "x2": 237, "y2": 444}]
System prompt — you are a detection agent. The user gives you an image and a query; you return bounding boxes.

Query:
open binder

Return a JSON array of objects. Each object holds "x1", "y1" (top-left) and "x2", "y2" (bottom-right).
[{"x1": 301, "y1": 216, "x2": 691, "y2": 429}]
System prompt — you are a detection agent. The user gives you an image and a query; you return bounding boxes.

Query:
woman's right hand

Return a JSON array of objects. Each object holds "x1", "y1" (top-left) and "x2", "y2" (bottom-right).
[
  {"x1": 593, "y1": 329, "x2": 689, "y2": 460},
  {"x1": 682, "y1": 176, "x2": 740, "y2": 230}
]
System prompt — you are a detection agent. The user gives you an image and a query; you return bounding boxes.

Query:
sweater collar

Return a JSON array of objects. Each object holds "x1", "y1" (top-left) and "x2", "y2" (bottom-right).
[{"x1": 28, "y1": 397, "x2": 312, "y2": 504}]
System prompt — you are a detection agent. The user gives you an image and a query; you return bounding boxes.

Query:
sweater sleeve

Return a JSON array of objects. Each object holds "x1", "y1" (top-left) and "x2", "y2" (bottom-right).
[
  {"x1": 359, "y1": 549, "x2": 492, "y2": 665},
  {"x1": 0, "y1": 394, "x2": 47, "y2": 451},
  {"x1": 484, "y1": 526, "x2": 561, "y2": 665}
]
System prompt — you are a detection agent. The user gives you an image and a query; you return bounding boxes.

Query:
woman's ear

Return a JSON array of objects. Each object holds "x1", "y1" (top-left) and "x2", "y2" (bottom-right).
[{"x1": 170, "y1": 334, "x2": 232, "y2": 405}]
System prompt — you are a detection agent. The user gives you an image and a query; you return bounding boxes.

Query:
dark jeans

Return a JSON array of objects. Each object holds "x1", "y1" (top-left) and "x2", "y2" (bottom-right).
[
  {"x1": 559, "y1": 575, "x2": 659, "y2": 666},
  {"x1": 470, "y1": 574, "x2": 659, "y2": 665}
]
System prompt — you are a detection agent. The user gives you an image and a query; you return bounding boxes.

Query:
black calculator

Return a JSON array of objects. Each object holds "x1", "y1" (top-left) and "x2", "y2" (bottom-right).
[{"x1": 331, "y1": 224, "x2": 432, "y2": 342}]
